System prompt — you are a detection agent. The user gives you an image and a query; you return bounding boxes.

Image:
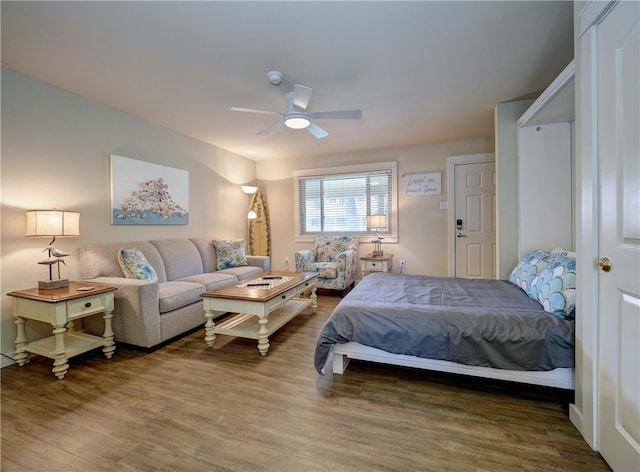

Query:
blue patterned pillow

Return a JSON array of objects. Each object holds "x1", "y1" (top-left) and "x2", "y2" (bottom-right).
[
  {"x1": 508, "y1": 250, "x2": 552, "y2": 292},
  {"x1": 118, "y1": 248, "x2": 158, "y2": 282},
  {"x1": 529, "y1": 255, "x2": 576, "y2": 319},
  {"x1": 213, "y1": 239, "x2": 248, "y2": 270}
]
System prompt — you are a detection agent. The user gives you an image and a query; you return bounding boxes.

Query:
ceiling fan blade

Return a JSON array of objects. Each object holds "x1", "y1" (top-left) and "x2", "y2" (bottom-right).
[
  {"x1": 308, "y1": 109, "x2": 362, "y2": 120},
  {"x1": 257, "y1": 121, "x2": 284, "y2": 136},
  {"x1": 307, "y1": 122, "x2": 328, "y2": 139},
  {"x1": 293, "y1": 84, "x2": 313, "y2": 111},
  {"x1": 230, "y1": 106, "x2": 279, "y2": 115}
]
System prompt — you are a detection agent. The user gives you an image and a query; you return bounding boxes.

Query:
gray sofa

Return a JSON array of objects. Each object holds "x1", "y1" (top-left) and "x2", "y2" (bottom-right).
[{"x1": 79, "y1": 237, "x2": 270, "y2": 349}]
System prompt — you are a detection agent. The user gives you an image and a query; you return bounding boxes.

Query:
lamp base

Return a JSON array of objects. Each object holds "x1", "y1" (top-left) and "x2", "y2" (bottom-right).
[
  {"x1": 38, "y1": 279, "x2": 69, "y2": 290},
  {"x1": 372, "y1": 239, "x2": 383, "y2": 257}
]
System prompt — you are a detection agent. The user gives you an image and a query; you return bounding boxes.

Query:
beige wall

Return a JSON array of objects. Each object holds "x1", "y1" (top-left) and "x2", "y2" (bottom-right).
[
  {"x1": 0, "y1": 69, "x2": 256, "y2": 363},
  {"x1": 258, "y1": 137, "x2": 494, "y2": 276}
]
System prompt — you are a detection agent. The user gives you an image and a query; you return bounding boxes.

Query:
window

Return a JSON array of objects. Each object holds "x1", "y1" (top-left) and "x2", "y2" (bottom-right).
[{"x1": 294, "y1": 162, "x2": 398, "y2": 242}]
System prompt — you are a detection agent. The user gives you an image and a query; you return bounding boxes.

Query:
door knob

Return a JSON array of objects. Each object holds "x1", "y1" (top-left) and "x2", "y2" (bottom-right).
[
  {"x1": 598, "y1": 257, "x2": 611, "y2": 272},
  {"x1": 456, "y1": 233, "x2": 466, "y2": 238}
]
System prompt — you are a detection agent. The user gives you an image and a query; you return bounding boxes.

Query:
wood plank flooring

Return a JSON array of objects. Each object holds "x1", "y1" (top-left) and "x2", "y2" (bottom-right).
[{"x1": 1, "y1": 295, "x2": 610, "y2": 472}]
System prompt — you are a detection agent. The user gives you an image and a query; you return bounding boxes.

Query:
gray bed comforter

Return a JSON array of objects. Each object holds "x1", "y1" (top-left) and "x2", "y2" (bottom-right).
[{"x1": 314, "y1": 273, "x2": 574, "y2": 373}]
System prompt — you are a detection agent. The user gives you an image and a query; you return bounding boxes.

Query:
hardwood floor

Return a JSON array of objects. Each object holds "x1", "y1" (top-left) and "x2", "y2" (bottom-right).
[{"x1": 1, "y1": 295, "x2": 609, "y2": 472}]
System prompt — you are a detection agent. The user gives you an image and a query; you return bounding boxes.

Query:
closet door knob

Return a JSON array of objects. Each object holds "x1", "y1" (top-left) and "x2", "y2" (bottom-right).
[{"x1": 598, "y1": 257, "x2": 611, "y2": 272}]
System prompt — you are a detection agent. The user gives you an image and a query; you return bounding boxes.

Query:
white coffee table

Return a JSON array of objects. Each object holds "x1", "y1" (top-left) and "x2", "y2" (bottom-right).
[{"x1": 201, "y1": 271, "x2": 318, "y2": 355}]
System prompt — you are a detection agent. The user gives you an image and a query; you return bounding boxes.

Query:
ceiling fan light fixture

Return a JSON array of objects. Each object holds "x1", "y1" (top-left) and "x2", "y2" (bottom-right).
[{"x1": 284, "y1": 113, "x2": 311, "y2": 129}]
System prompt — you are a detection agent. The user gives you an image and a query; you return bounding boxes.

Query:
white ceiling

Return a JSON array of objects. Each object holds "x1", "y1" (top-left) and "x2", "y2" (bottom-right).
[{"x1": 1, "y1": 1, "x2": 574, "y2": 161}]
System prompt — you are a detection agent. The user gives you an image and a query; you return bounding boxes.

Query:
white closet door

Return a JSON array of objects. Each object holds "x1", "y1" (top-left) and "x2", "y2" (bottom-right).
[{"x1": 595, "y1": 1, "x2": 640, "y2": 470}]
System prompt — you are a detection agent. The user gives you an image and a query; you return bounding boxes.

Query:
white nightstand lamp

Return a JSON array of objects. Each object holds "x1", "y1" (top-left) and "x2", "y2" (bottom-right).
[
  {"x1": 367, "y1": 214, "x2": 387, "y2": 256},
  {"x1": 26, "y1": 209, "x2": 80, "y2": 290}
]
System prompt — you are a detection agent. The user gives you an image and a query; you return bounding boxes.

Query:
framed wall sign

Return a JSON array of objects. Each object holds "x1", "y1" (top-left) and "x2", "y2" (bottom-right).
[{"x1": 402, "y1": 172, "x2": 442, "y2": 195}]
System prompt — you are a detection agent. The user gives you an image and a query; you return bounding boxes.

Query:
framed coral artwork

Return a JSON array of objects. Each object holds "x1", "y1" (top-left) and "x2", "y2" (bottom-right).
[{"x1": 110, "y1": 154, "x2": 189, "y2": 225}]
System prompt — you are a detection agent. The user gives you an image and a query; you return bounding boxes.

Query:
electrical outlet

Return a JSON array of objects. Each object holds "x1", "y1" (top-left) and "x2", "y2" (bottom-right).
[
  {"x1": 400, "y1": 260, "x2": 405, "y2": 267},
  {"x1": 284, "y1": 256, "x2": 289, "y2": 264}
]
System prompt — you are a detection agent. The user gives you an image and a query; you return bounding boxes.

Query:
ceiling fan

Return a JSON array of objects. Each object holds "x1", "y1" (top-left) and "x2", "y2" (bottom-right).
[{"x1": 231, "y1": 84, "x2": 362, "y2": 139}]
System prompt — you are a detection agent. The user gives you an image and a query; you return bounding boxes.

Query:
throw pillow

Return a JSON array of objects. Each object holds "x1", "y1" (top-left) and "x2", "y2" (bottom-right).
[
  {"x1": 118, "y1": 248, "x2": 158, "y2": 282},
  {"x1": 551, "y1": 246, "x2": 577, "y2": 258},
  {"x1": 212, "y1": 239, "x2": 248, "y2": 270},
  {"x1": 529, "y1": 254, "x2": 576, "y2": 319},
  {"x1": 508, "y1": 250, "x2": 552, "y2": 292}
]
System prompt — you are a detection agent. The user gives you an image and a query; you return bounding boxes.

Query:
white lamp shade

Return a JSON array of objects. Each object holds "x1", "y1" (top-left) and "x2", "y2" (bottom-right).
[
  {"x1": 367, "y1": 214, "x2": 387, "y2": 229},
  {"x1": 241, "y1": 185, "x2": 258, "y2": 194},
  {"x1": 26, "y1": 210, "x2": 80, "y2": 237}
]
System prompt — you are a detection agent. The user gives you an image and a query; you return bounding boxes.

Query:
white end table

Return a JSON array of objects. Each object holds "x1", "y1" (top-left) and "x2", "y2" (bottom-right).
[
  {"x1": 7, "y1": 282, "x2": 117, "y2": 379},
  {"x1": 360, "y1": 254, "x2": 394, "y2": 276}
]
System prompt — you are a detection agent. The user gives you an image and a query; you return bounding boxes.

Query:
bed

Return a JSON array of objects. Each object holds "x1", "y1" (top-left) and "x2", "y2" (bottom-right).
[{"x1": 314, "y1": 255, "x2": 576, "y2": 390}]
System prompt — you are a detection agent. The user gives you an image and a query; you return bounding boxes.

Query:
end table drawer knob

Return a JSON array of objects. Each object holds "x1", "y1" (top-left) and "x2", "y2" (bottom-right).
[{"x1": 85, "y1": 302, "x2": 92, "y2": 308}]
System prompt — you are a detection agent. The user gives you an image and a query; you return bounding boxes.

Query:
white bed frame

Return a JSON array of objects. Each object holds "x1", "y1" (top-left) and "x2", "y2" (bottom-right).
[{"x1": 331, "y1": 342, "x2": 574, "y2": 390}]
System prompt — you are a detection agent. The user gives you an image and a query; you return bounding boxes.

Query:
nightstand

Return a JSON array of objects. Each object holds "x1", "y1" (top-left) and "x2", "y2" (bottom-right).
[
  {"x1": 360, "y1": 254, "x2": 393, "y2": 276},
  {"x1": 7, "y1": 282, "x2": 117, "y2": 379}
]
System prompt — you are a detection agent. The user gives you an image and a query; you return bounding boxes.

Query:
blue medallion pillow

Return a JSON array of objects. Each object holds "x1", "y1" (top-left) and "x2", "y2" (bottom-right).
[
  {"x1": 529, "y1": 254, "x2": 576, "y2": 319},
  {"x1": 118, "y1": 248, "x2": 158, "y2": 282},
  {"x1": 212, "y1": 239, "x2": 248, "y2": 270}
]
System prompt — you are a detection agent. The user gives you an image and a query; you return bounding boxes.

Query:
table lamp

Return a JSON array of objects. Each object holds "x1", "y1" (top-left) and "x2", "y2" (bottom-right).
[
  {"x1": 26, "y1": 210, "x2": 80, "y2": 289},
  {"x1": 367, "y1": 214, "x2": 387, "y2": 256}
]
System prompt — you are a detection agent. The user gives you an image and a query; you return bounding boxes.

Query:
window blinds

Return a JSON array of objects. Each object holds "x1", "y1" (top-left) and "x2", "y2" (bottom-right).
[{"x1": 297, "y1": 169, "x2": 392, "y2": 235}]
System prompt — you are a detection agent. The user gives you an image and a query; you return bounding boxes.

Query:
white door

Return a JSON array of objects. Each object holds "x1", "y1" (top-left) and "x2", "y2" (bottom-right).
[
  {"x1": 597, "y1": 1, "x2": 640, "y2": 470},
  {"x1": 454, "y1": 162, "x2": 496, "y2": 278}
]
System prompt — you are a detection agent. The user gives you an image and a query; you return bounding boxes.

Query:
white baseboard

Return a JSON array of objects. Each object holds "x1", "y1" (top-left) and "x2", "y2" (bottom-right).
[
  {"x1": 1, "y1": 352, "x2": 17, "y2": 368},
  {"x1": 569, "y1": 403, "x2": 587, "y2": 444}
]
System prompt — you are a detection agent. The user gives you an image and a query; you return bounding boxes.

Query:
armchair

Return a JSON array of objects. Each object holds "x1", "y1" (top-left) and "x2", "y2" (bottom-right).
[{"x1": 295, "y1": 236, "x2": 359, "y2": 296}]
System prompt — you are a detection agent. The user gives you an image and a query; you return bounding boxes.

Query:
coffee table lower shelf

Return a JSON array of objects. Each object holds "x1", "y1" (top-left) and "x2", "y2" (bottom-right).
[{"x1": 209, "y1": 298, "x2": 312, "y2": 355}]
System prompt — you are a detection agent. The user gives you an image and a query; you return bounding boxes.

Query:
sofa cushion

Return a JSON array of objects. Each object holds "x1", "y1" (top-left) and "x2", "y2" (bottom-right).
[
  {"x1": 213, "y1": 239, "x2": 248, "y2": 270},
  {"x1": 150, "y1": 238, "x2": 203, "y2": 281},
  {"x1": 189, "y1": 237, "x2": 218, "y2": 273},
  {"x1": 117, "y1": 248, "x2": 159, "y2": 282},
  {"x1": 218, "y1": 265, "x2": 264, "y2": 281},
  {"x1": 180, "y1": 272, "x2": 237, "y2": 291},
  {"x1": 158, "y1": 281, "x2": 206, "y2": 314}
]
